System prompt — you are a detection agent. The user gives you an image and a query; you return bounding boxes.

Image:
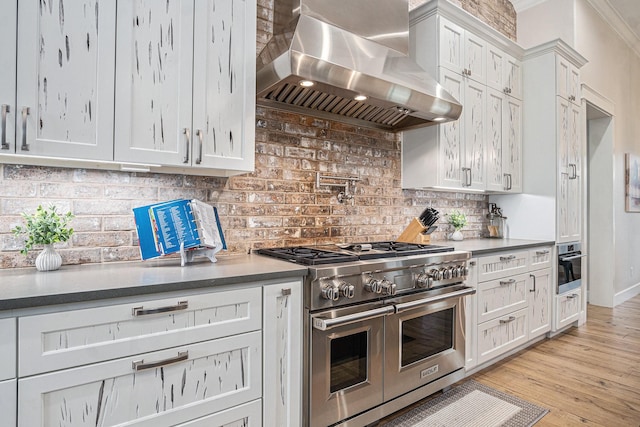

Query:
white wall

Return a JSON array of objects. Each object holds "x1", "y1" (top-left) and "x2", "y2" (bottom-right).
[{"x1": 517, "y1": 0, "x2": 640, "y2": 302}]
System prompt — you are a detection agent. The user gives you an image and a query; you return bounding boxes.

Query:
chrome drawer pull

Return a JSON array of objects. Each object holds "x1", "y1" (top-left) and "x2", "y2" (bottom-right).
[
  {"x1": 183, "y1": 128, "x2": 190, "y2": 163},
  {"x1": 21, "y1": 107, "x2": 30, "y2": 151},
  {"x1": 566, "y1": 294, "x2": 579, "y2": 300},
  {"x1": 132, "y1": 300, "x2": 188, "y2": 316},
  {"x1": 132, "y1": 351, "x2": 188, "y2": 371},
  {"x1": 499, "y1": 255, "x2": 516, "y2": 261},
  {"x1": 1, "y1": 104, "x2": 9, "y2": 150},
  {"x1": 535, "y1": 250, "x2": 550, "y2": 255},
  {"x1": 499, "y1": 316, "x2": 516, "y2": 324},
  {"x1": 499, "y1": 279, "x2": 516, "y2": 286},
  {"x1": 195, "y1": 129, "x2": 203, "y2": 164},
  {"x1": 281, "y1": 288, "x2": 291, "y2": 296},
  {"x1": 530, "y1": 274, "x2": 536, "y2": 292}
]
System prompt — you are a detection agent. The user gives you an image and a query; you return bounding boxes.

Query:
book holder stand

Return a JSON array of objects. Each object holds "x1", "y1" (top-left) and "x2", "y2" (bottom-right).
[{"x1": 179, "y1": 242, "x2": 219, "y2": 267}]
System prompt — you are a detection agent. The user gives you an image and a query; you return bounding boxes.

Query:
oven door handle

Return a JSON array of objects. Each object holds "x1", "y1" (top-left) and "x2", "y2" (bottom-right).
[
  {"x1": 312, "y1": 306, "x2": 395, "y2": 331},
  {"x1": 393, "y1": 287, "x2": 476, "y2": 314},
  {"x1": 559, "y1": 254, "x2": 586, "y2": 262}
]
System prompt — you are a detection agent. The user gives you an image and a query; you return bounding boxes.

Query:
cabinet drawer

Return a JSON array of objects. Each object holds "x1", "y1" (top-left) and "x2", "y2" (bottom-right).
[
  {"x1": 19, "y1": 287, "x2": 261, "y2": 376},
  {"x1": 18, "y1": 331, "x2": 261, "y2": 427},
  {"x1": 179, "y1": 399, "x2": 262, "y2": 426},
  {"x1": 555, "y1": 289, "x2": 581, "y2": 330},
  {"x1": 477, "y1": 308, "x2": 528, "y2": 365},
  {"x1": 0, "y1": 318, "x2": 16, "y2": 380},
  {"x1": 477, "y1": 250, "x2": 529, "y2": 282},
  {"x1": 0, "y1": 379, "x2": 16, "y2": 427},
  {"x1": 529, "y1": 246, "x2": 553, "y2": 270},
  {"x1": 477, "y1": 273, "x2": 529, "y2": 323}
]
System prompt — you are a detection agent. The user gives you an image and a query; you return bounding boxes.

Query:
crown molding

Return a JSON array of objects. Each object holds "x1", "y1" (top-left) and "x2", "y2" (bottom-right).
[
  {"x1": 585, "y1": 0, "x2": 640, "y2": 58},
  {"x1": 509, "y1": 0, "x2": 548, "y2": 13}
]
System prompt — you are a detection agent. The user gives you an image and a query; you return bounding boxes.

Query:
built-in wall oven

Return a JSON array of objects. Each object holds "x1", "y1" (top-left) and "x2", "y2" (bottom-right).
[
  {"x1": 257, "y1": 242, "x2": 474, "y2": 427},
  {"x1": 557, "y1": 242, "x2": 585, "y2": 294}
]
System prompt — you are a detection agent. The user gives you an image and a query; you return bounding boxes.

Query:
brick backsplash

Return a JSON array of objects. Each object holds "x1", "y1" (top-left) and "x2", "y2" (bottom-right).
[{"x1": 0, "y1": 0, "x2": 516, "y2": 269}]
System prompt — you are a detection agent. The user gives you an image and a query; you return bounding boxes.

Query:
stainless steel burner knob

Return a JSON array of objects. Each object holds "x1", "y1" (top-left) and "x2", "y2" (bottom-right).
[
  {"x1": 450, "y1": 266, "x2": 459, "y2": 278},
  {"x1": 365, "y1": 278, "x2": 382, "y2": 294},
  {"x1": 441, "y1": 267, "x2": 452, "y2": 280},
  {"x1": 380, "y1": 279, "x2": 397, "y2": 296},
  {"x1": 463, "y1": 266, "x2": 470, "y2": 276},
  {"x1": 416, "y1": 273, "x2": 432, "y2": 288},
  {"x1": 321, "y1": 285, "x2": 340, "y2": 301},
  {"x1": 456, "y1": 265, "x2": 467, "y2": 277},
  {"x1": 428, "y1": 268, "x2": 442, "y2": 280},
  {"x1": 338, "y1": 282, "x2": 355, "y2": 299}
]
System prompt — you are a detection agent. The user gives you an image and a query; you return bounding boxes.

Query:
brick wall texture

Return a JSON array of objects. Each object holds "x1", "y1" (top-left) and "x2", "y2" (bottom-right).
[{"x1": 0, "y1": 0, "x2": 516, "y2": 269}]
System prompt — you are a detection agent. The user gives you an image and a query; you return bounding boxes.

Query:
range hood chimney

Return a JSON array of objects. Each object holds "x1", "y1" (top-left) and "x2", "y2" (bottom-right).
[{"x1": 256, "y1": 0, "x2": 462, "y2": 132}]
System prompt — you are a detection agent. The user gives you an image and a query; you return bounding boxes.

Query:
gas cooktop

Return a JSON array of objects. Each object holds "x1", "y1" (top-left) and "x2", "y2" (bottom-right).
[{"x1": 255, "y1": 241, "x2": 454, "y2": 265}]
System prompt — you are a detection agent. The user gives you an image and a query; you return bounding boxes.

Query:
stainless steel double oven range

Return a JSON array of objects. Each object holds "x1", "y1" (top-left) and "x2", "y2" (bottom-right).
[{"x1": 257, "y1": 242, "x2": 474, "y2": 427}]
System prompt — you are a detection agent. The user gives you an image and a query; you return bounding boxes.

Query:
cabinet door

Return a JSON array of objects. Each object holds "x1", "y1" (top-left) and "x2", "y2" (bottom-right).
[
  {"x1": 463, "y1": 32, "x2": 486, "y2": 84},
  {"x1": 463, "y1": 79, "x2": 486, "y2": 190},
  {"x1": 477, "y1": 273, "x2": 529, "y2": 324},
  {"x1": 486, "y1": 44, "x2": 505, "y2": 94},
  {"x1": 18, "y1": 332, "x2": 262, "y2": 427},
  {"x1": 477, "y1": 308, "x2": 527, "y2": 365},
  {"x1": 464, "y1": 259, "x2": 478, "y2": 370},
  {"x1": 566, "y1": 103, "x2": 582, "y2": 241},
  {"x1": 476, "y1": 250, "x2": 529, "y2": 282},
  {"x1": 114, "y1": 0, "x2": 195, "y2": 166},
  {"x1": 437, "y1": 68, "x2": 465, "y2": 189},
  {"x1": 0, "y1": 0, "x2": 16, "y2": 154},
  {"x1": 528, "y1": 268, "x2": 552, "y2": 338},
  {"x1": 438, "y1": 18, "x2": 465, "y2": 75},
  {"x1": 503, "y1": 96, "x2": 522, "y2": 193},
  {"x1": 16, "y1": 0, "x2": 116, "y2": 160},
  {"x1": 556, "y1": 56, "x2": 579, "y2": 103},
  {"x1": 0, "y1": 379, "x2": 16, "y2": 427},
  {"x1": 529, "y1": 247, "x2": 553, "y2": 270},
  {"x1": 555, "y1": 289, "x2": 581, "y2": 330},
  {"x1": 263, "y1": 280, "x2": 302, "y2": 427},
  {"x1": 557, "y1": 96, "x2": 571, "y2": 242},
  {"x1": 485, "y1": 88, "x2": 504, "y2": 192},
  {"x1": 504, "y1": 54, "x2": 522, "y2": 100},
  {"x1": 0, "y1": 318, "x2": 16, "y2": 381},
  {"x1": 192, "y1": 0, "x2": 255, "y2": 172}
]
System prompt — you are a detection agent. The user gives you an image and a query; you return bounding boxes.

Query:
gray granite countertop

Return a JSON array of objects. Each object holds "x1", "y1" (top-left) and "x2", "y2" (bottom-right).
[
  {"x1": 450, "y1": 238, "x2": 555, "y2": 256},
  {"x1": 0, "y1": 254, "x2": 307, "y2": 311}
]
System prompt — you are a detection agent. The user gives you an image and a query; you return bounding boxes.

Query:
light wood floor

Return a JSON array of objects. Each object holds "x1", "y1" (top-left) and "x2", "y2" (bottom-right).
[{"x1": 383, "y1": 295, "x2": 640, "y2": 426}]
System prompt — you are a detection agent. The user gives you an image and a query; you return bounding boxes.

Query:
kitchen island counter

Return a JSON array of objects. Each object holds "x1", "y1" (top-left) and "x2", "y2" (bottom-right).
[
  {"x1": 451, "y1": 238, "x2": 555, "y2": 256},
  {"x1": 0, "y1": 254, "x2": 307, "y2": 311}
]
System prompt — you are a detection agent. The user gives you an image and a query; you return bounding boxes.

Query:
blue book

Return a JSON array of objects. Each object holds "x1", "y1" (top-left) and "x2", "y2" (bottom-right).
[{"x1": 133, "y1": 199, "x2": 226, "y2": 260}]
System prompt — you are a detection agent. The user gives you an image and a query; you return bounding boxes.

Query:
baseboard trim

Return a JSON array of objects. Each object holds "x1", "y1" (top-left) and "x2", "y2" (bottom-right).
[{"x1": 614, "y1": 282, "x2": 640, "y2": 306}]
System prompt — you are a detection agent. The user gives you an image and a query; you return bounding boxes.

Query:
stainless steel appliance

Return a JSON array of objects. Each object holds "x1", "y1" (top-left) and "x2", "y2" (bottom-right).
[
  {"x1": 557, "y1": 242, "x2": 585, "y2": 294},
  {"x1": 256, "y1": 0, "x2": 462, "y2": 131},
  {"x1": 257, "y1": 242, "x2": 474, "y2": 427}
]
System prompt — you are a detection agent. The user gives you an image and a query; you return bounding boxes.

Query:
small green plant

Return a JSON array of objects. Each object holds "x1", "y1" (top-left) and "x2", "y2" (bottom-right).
[
  {"x1": 11, "y1": 205, "x2": 74, "y2": 255},
  {"x1": 447, "y1": 210, "x2": 468, "y2": 230}
]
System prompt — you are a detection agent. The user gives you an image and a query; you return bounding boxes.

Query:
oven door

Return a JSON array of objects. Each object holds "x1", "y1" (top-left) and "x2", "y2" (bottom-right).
[
  {"x1": 558, "y1": 251, "x2": 585, "y2": 294},
  {"x1": 384, "y1": 286, "x2": 474, "y2": 401},
  {"x1": 309, "y1": 302, "x2": 392, "y2": 427}
]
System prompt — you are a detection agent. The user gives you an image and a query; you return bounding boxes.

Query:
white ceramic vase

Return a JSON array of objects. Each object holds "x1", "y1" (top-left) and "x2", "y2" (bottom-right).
[
  {"x1": 35, "y1": 244, "x2": 62, "y2": 271},
  {"x1": 450, "y1": 229, "x2": 464, "y2": 241}
]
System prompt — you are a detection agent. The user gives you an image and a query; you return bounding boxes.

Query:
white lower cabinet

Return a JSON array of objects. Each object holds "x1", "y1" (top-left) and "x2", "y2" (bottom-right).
[
  {"x1": 477, "y1": 308, "x2": 528, "y2": 365},
  {"x1": 179, "y1": 399, "x2": 262, "y2": 426},
  {"x1": 18, "y1": 331, "x2": 261, "y2": 427},
  {"x1": 464, "y1": 259, "x2": 478, "y2": 370},
  {"x1": 0, "y1": 317, "x2": 16, "y2": 381},
  {"x1": 263, "y1": 281, "x2": 302, "y2": 427},
  {"x1": 473, "y1": 246, "x2": 554, "y2": 368},
  {"x1": 0, "y1": 379, "x2": 16, "y2": 426},
  {"x1": 555, "y1": 289, "x2": 581, "y2": 330}
]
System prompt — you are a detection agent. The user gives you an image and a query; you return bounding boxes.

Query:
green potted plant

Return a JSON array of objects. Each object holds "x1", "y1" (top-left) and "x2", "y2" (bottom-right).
[
  {"x1": 12, "y1": 205, "x2": 74, "y2": 271},
  {"x1": 447, "y1": 210, "x2": 467, "y2": 241}
]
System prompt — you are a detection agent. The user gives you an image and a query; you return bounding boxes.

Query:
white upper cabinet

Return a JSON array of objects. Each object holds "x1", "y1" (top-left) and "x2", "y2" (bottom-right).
[
  {"x1": 15, "y1": 0, "x2": 116, "y2": 160},
  {"x1": 404, "y1": 0, "x2": 522, "y2": 193},
  {"x1": 0, "y1": 0, "x2": 16, "y2": 155},
  {"x1": 115, "y1": 0, "x2": 255, "y2": 173},
  {"x1": 556, "y1": 55, "x2": 580, "y2": 104},
  {"x1": 438, "y1": 18, "x2": 486, "y2": 83}
]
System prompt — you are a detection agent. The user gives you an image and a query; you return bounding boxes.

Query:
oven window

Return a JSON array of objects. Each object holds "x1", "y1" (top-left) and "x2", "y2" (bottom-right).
[
  {"x1": 330, "y1": 331, "x2": 368, "y2": 393},
  {"x1": 558, "y1": 254, "x2": 581, "y2": 285},
  {"x1": 401, "y1": 308, "x2": 454, "y2": 366}
]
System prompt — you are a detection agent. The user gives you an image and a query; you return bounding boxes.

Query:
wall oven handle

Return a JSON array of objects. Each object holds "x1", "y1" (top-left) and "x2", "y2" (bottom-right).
[
  {"x1": 393, "y1": 287, "x2": 476, "y2": 314},
  {"x1": 312, "y1": 306, "x2": 394, "y2": 331},
  {"x1": 560, "y1": 254, "x2": 586, "y2": 262}
]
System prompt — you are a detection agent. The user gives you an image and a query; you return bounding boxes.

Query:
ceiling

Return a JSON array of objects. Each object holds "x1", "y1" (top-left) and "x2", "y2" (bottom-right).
[{"x1": 511, "y1": 0, "x2": 640, "y2": 56}]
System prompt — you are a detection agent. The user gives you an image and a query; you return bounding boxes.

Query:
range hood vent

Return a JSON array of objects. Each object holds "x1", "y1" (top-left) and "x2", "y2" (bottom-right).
[{"x1": 256, "y1": 0, "x2": 462, "y2": 132}]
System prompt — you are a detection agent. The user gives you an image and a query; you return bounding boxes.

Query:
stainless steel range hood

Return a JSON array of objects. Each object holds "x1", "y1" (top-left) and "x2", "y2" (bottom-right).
[{"x1": 256, "y1": 0, "x2": 462, "y2": 132}]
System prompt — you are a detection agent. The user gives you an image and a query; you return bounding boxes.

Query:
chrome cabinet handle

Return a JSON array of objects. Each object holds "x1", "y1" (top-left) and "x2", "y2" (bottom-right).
[
  {"x1": 132, "y1": 351, "x2": 188, "y2": 371},
  {"x1": 132, "y1": 300, "x2": 188, "y2": 316},
  {"x1": 566, "y1": 293, "x2": 579, "y2": 300},
  {"x1": 1, "y1": 104, "x2": 10, "y2": 150},
  {"x1": 530, "y1": 274, "x2": 536, "y2": 292},
  {"x1": 503, "y1": 173, "x2": 512, "y2": 190},
  {"x1": 535, "y1": 250, "x2": 550, "y2": 255},
  {"x1": 499, "y1": 316, "x2": 516, "y2": 324},
  {"x1": 312, "y1": 306, "x2": 394, "y2": 331},
  {"x1": 195, "y1": 129, "x2": 203, "y2": 164},
  {"x1": 281, "y1": 288, "x2": 291, "y2": 296},
  {"x1": 21, "y1": 107, "x2": 30, "y2": 151},
  {"x1": 499, "y1": 279, "x2": 516, "y2": 286},
  {"x1": 462, "y1": 167, "x2": 472, "y2": 187},
  {"x1": 569, "y1": 163, "x2": 577, "y2": 179},
  {"x1": 499, "y1": 255, "x2": 516, "y2": 261},
  {"x1": 183, "y1": 128, "x2": 190, "y2": 164}
]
